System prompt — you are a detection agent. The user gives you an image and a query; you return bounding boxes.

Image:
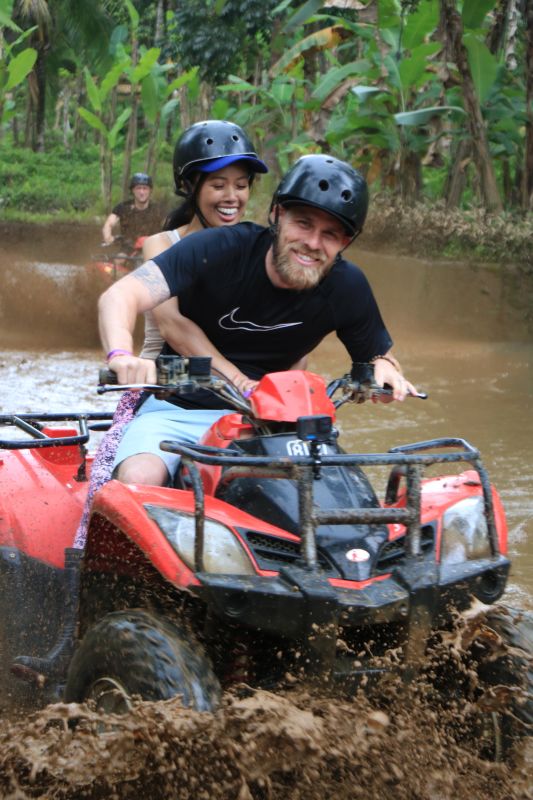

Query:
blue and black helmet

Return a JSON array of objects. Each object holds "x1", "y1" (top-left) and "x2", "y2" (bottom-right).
[{"x1": 173, "y1": 120, "x2": 268, "y2": 193}]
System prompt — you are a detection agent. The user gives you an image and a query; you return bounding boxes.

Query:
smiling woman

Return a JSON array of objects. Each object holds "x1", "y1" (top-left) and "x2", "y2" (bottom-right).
[
  {"x1": 72, "y1": 119, "x2": 270, "y2": 548},
  {"x1": 10, "y1": 121, "x2": 270, "y2": 681}
]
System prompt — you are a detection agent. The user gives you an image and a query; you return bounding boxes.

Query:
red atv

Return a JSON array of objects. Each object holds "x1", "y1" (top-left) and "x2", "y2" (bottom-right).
[
  {"x1": 0, "y1": 358, "x2": 531, "y2": 759},
  {"x1": 90, "y1": 235, "x2": 146, "y2": 281}
]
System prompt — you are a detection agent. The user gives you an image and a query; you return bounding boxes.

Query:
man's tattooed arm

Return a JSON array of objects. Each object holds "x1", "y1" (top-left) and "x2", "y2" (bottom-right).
[{"x1": 131, "y1": 261, "x2": 171, "y2": 307}]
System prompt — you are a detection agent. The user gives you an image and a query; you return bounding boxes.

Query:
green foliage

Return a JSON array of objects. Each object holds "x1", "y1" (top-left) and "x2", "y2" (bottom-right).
[
  {"x1": 401, "y1": 0, "x2": 439, "y2": 49},
  {"x1": 0, "y1": 8, "x2": 37, "y2": 125},
  {"x1": 0, "y1": 0, "x2": 530, "y2": 217},
  {"x1": 0, "y1": 135, "x2": 176, "y2": 218},
  {"x1": 0, "y1": 140, "x2": 103, "y2": 214},
  {"x1": 463, "y1": 35, "x2": 499, "y2": 105},
  {"x1": 462, "y1": 0, "x2": 496, "y2": 30},
  {"x1": 172, "y1": 0, "x2": 277, "y2": 83},
  {"x1": 79, "y1": 64, "x2": 132, "y2": 146}
]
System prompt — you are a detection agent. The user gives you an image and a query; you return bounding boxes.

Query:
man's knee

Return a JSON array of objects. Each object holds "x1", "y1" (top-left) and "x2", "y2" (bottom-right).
[{"x1": 115, "y1": 454, "x2": 169, "y2": 486}]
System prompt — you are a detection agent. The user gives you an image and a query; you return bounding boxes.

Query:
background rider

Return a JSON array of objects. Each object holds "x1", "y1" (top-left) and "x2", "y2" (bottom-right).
[{"x1": 101, "y1": 172, "x2": 162, "y2": 250}]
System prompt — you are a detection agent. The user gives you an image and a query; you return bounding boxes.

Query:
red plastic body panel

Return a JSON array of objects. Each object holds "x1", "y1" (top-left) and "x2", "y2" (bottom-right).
[
  {"x1": 385, "y1": 469, "x2": 508, "y2": 557},
  {"x1": 87, "y1": 480, "x2": 308, "y2": 587},
  {"x1": 0, "y1": 441, "x2": 89, "y2": 567},
  {"x1": 0, "y1": 409, "x2": 508, "y2": 601},
  {"x1": 199, "y1": 414, "x2": 254, "y2": 495},
  {"x1": 249, "y1": 371, "x2": 336, "y2": 422}
]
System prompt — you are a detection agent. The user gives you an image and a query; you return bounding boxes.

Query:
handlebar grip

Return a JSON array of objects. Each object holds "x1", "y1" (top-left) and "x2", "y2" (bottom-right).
[{"x1": 98, "y1": 368, "x2": 118, "y2": 385}]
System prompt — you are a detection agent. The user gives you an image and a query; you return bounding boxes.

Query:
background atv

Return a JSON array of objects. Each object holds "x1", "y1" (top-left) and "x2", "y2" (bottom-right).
[
  {"x1": 90, "y1": 235, "x2": 146, "y2": 282},
  {"x1": 0, "y1": 358, "x2": 530, "y2": 760}
]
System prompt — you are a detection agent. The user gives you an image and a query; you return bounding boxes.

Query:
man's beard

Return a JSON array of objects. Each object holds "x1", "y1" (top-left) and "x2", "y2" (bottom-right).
[{"x1": 272, "y1": 235, "x2": 332, "y2": 291}]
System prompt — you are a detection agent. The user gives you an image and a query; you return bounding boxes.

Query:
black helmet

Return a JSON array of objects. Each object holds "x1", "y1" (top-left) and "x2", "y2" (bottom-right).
[
  {"x1": 173, "y1": 120, "x2": 268, "y2": 193},
  {"x1": 272, "y1": 154, "x2": 368, "y2": 236},
  {"x1": 130, "y1": 172, "x2": 153, "y2": 189}
]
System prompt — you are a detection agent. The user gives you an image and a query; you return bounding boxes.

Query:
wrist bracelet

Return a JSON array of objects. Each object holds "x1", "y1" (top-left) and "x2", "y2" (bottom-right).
[
  {"x1": 106, "y1": 348, "x2": 133, "y2": 362},
  {"x1": 370, "y1": 354, "x2": 403, "y2": 374}
]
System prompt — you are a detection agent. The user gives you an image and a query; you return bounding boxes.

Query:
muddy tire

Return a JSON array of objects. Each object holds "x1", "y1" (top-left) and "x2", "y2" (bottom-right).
[
  {"x1": 463, "y1": 604, "x2": 533, "y2": 760},
  {"x1": 65, "y1": 610, "x2": 220, "y2": 712}
]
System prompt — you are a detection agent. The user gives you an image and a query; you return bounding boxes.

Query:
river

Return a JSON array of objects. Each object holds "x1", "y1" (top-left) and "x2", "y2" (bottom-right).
[{"x1": 0, "y1": 226, "x2": 531, "y2": 798}]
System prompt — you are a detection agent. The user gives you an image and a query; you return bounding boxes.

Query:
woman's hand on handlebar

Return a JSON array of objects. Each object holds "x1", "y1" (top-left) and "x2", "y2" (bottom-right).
[
  {"x1": 231, "y1": 373, "x2": 259, "y2": 396},
  {"x1": 107, "y1": 354, "x2": 157, "y2": 385}
]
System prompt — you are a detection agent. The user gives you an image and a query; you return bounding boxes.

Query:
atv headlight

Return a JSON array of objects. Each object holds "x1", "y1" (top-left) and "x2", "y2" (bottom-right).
[
  {"x1": 145, "y1": 504, "x2": 254, "y2": 575},
  {"x1": 440, "y1": 497, "x2": 491, "y2": 565}
]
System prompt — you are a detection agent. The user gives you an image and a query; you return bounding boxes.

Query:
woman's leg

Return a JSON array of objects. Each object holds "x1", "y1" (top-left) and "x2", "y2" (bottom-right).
[{"x1": 73, "y1": 390, "x2": 141, "y2": 548}]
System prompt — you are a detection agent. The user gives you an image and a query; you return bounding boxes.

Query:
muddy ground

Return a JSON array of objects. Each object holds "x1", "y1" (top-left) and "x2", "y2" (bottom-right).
[{"x1": 0, "y1": 225, "x2": 531, "y2": 799}]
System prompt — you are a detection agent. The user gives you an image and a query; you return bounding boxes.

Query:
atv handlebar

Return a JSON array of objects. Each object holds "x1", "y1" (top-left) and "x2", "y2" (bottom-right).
[{"x1": 98, "y1": 356, "x2": 427, "y2": 407}]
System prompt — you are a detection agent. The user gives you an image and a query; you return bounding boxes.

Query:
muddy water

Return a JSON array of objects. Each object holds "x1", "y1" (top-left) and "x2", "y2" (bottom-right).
[{"x1": 0, "y1": 229, "x2": 532, "y2": 798}]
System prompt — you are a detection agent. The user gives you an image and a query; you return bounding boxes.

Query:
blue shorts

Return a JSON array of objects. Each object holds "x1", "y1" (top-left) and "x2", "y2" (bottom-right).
[{"x1": 113, "y1": 394, "x2": 232, "y2": 479}]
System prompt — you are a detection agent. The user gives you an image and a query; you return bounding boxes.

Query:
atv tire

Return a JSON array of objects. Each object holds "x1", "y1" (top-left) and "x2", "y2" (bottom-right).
[
  {"x1": 65, "y1": 610, "x2": 220, "y2": 712},
  {"x1": 464, "y1": 604, "x2": 533, "y2": 761}
]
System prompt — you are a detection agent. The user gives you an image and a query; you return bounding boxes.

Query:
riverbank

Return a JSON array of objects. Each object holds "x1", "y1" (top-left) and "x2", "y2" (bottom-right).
[
  {"x1": 2, "y1": 196, "x2": 532, "y2": 273},
  {"x1": 363, "y1": 197, "x2": 533, "y2": 271},
  {"x1": 2, "y1": 136, "x2": 532, "y2": 270}
]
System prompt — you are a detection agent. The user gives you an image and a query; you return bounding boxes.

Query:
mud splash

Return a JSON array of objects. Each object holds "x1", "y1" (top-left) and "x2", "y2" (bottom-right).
[
  {"x1": 1, "y1": 605, "x2": 532, "y2": 800},
  {"x1": 0, "y1": 681, "x2": 530, "y2": 800},
  {"x1": 0, "y1": 259, "x2": 105, "y2": 349}
]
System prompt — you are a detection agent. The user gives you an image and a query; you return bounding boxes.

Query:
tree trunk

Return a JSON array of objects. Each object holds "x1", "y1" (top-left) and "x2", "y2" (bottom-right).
[
  {"x1": 100, "y1": 137, "x2": 113, "y2": 211},
  {"x1": 146, "y1": 112, "x2": 161, "y2": 178},
  {"x1": 179, "y1": 84, "x2": 191, "y2": 131},
  {"x1": 122, "y1": 40, "x2": 139, "y2": 198},
  {"x1": 155, "y1": 0, "x2": 166, "y2": 45},
  {"x1": 446, "y1": 139, "x2": 472, "y2": 208},
  {"x1": 523, "y1": 0, "x2": 533, "y2": 209},
  {"x1": 73, "y1": 72, "x2": 84, "y2": 143},
  {"x1": 199, "y1": 82, "x2": 211, "y2": 118},
  {"x1": 24, "y1": 82, "x2": 35, "y2": 148},
  {"x1": 122, "y1": 92, "x2": 138, "y2": 197},
  {"x1": 12, "y1": 114, "x2": 19, "y2": 146},
  {"x1": 399, "y1": 143, "x2": 422, "y2": 205},
  {"x1": 440, "y1": 0, "x2": 503, "y2": 213},
  {"x1": 62, "y1": 83, "x2": 72, "y2": 149},
  {"x1": 487, "y1": 0, "x2": 511, "y2": 53},
  {"x1": 34, "y1": 47, "x2": 47, "y2": 152}
]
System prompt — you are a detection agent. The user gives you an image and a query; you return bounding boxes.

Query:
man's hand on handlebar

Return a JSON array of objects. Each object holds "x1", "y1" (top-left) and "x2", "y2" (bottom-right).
[
  {"x1": 107, "y1": 354, "x2": 157, "y2": 385},
  {"x1": 372, "y1": 358, "x2": 418, "y2": 403}
]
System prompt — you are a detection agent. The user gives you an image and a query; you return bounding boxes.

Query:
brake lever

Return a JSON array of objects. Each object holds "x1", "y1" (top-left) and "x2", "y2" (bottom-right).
[
  {"x1": 333, "y1": 380, "x2": 428, "y2": 408},
  {"x1": 376, "y1": 386, "x2": 428, "y2": 400},
  {"x1": 97, "y1": 383, "x2": 162, "y2": 395}
]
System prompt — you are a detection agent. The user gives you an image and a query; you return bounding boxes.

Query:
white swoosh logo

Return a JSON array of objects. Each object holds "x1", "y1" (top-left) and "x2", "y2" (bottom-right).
[{"x1": 219, "y1": 307, "x2": 303, "y2": 332}]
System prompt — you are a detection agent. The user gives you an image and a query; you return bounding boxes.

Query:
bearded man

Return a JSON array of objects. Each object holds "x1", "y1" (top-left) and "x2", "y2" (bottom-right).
[{"x1": 98, "y1": 154, "x2": 416, "y2": 487}]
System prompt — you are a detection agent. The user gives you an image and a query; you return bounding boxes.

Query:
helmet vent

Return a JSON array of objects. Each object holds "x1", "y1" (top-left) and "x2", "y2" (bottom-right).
[
  {"x1": 206, "y1": 137, "x2": 214, "y2": 145},
  {"x1": 318, "y1": 179, "x2": 329, "y2": 192},
  {"x1": 232, "y1": 134, "x2": 239, "y2": 141},
  {"x1": 341, "y1": 189, "x2": 352, "y2": 202}
]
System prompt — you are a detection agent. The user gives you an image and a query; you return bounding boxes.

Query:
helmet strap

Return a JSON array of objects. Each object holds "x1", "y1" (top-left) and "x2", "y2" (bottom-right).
[
  {"x1": 337, "y1": 229, "x2": 360, "y2": 258},
  {"x1": 268, "y1": 204, "x2": 280, "y2": 237},
  {"x1": 190, "y1": 174, "x2": 211, "y2": 229}
]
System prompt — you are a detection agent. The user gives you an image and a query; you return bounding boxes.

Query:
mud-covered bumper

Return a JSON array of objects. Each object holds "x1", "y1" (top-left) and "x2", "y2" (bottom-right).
[{"x1": 196, "y1": 555, "x2": 511, "y2": 637}]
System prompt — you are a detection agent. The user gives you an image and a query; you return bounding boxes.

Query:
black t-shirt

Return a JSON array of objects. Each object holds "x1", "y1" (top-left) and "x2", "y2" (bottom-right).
[
  {"x1": 153, "y1": 222, "x2": 392, "y2": 409},
  {"x1": 112, "y1": 201, "x2": 162, "y2": 246}
]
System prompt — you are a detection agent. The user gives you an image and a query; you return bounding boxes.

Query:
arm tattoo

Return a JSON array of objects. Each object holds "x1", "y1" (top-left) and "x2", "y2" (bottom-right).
[{"x1": 132, "y1": 261, "x2": 171, "y2": 305}]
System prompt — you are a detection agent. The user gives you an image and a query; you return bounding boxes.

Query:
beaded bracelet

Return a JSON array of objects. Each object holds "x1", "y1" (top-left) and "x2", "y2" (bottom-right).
[
  {"x1": 106, "y1": 348, "x2": 133, "y2": 362},
  {"x1": 370, "y1": 354, "x2": 403, "y2": 374}
]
